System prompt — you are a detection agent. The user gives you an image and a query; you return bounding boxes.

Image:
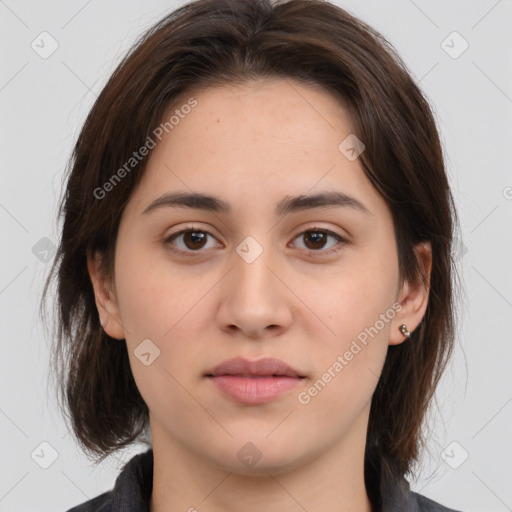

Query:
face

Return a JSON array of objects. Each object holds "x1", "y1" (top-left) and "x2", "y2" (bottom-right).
[{"x1": 89, "y1": 78, "x2": 430, "y2": 475}]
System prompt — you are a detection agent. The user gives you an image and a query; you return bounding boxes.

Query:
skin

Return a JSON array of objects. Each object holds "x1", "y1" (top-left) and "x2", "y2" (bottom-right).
[{"x1": 88, "y1": 78, "x2": 431, "y2": 512}]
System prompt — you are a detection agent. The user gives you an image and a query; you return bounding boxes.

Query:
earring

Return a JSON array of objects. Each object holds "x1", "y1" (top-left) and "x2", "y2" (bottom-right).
[
  {"x1": 100, "y1": 316, "x2": 108, "y2": 328},
  {"x1": 399, "y1": 324, "x2": 411, "y2": 338}
]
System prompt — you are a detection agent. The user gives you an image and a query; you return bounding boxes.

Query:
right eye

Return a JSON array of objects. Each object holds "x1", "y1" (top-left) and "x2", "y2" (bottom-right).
[{"x1": 164, "y1": 227, "x2": 222, "y2": 256}]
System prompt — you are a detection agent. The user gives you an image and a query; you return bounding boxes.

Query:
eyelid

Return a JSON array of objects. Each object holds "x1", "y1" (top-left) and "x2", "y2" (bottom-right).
[
  {"x1": 289, "y1": 225, "x2": 349, "y2": 255},
  {"x1": 163, "y1": 224, "x2": 223, "y2": 254},
  {"x1": 291, "y1": 223, "x2": 349, "y2": 243},
  {"x1": 163, "y1": 224, "x2": 349, "y2": 257}
]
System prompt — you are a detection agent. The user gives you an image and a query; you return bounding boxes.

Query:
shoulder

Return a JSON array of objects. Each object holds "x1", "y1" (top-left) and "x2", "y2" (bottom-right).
[
  {"x1": 65, "y1": 490, "x2": 113, "y2": 512},
  {"x1": 64, "y1": 448, "x2": 153, "y2": 512},
  {"x1": 413, "y1": 491, "x2": 464, "y2": 512}
]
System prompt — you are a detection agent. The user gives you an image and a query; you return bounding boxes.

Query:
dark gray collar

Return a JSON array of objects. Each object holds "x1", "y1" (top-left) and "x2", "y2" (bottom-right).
[
  {"x1": 72, "y1": 448, "x2": 457, "y2": 512},
  {"x1": 108, "y1": 448, "x2": 418, "y2": 512}
]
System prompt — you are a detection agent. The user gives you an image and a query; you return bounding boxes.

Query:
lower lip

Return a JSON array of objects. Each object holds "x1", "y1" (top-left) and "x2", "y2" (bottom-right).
[{"x1": 208, "y1": 375, "x2": 304, "y2": 404}]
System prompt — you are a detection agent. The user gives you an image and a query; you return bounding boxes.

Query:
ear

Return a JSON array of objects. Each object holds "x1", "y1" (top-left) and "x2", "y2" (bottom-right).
[
  {"x1": 86, "y1": 250, "x2": 125, "y2": 340},
  {"x1": 388, "y1": 241, "x2": 432, "y2": 346}
]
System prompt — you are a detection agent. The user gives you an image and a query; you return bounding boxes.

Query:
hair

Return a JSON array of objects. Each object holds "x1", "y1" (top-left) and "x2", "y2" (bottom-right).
[{"x1": 42, "y1": 0, "x2": 460, "y2": 492}]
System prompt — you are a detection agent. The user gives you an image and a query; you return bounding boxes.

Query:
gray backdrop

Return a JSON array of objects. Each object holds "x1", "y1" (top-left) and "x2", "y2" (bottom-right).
[{"x1": 1, "y1": 1, "x2": 511, "y2": 511}]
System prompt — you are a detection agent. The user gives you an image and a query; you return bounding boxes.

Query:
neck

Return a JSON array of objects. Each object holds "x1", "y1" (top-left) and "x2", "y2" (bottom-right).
[{"x1": 149, "y1": 409, "x2": 373, "y2": 512}]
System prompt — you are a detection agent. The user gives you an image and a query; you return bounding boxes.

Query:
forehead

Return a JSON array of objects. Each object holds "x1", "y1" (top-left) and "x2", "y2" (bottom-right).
[
  {"x1": 124, "y1": 79, "x2": 388, "y2": 221},
  {"x1": 184, "y1": 78, "x2": 355, "y2": 154}
]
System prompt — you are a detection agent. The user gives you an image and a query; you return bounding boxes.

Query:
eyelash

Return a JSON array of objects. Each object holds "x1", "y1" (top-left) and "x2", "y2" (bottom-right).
[{"x1": 163, "y1": 225, "x2": 348, "y2": 258}]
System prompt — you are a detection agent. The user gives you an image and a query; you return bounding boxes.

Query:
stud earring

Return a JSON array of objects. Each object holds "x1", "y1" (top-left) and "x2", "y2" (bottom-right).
[{"x1": 399, "y1": 324, "x2": 411, "y2": 338}]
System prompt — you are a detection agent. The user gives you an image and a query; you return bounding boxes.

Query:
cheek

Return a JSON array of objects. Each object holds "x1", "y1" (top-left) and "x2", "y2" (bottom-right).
[
  {"x1": 311, "y1": 280, "x2": 392, "y2": 380},
  {"x1": 113, "y1": 251, "x2": 209, "y2": 419},
  {"x1": 302, "y1": 245, "x2": 398, "y2": 399},
  {"x1": 299, "y1": 284, "x2": 393, "y2": 430},
  {"x1": 114, "y1": 242, "x2": 204, "y2": 339},
  {"x1": 312, "y1": 252, "x2": 398, "y2": 345},
  {"x1": 114, "y1": 244, "x2": 214, "y2": 375}
]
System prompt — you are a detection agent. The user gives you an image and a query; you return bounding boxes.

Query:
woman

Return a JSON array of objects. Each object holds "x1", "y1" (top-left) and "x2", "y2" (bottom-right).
[{"x1": 43, "y1": 0, "x2": 462, "y2": 510}]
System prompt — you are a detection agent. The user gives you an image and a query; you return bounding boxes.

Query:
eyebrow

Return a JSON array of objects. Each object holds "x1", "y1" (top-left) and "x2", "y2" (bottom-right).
[{"x1": 142, "y1": 190, "x2": 371, "y2": 217}]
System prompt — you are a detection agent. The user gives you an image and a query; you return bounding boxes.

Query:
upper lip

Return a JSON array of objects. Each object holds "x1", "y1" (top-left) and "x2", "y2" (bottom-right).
[{"x1": 206, "y1": 357, "x2": 305, "y2": 378}]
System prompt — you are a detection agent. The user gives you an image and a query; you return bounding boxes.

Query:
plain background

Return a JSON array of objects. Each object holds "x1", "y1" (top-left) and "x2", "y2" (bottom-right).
[{"x1": 1, "y1": 0, "x2": 511, "y2": 511}]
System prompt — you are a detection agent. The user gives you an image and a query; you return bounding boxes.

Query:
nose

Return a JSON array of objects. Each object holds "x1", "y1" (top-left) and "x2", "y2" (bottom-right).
[{"x1": 216, "y1": 242, "x2": 293, "y2": 339}]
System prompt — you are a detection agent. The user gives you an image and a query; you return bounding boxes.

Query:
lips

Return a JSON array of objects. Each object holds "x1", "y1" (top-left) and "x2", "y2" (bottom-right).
[
  {"x1": 206, "y1": 357, "x2": 305, "y2": 379},
  {"x1": 205, "y1": 357, "x2": 306, "y2": 405}
]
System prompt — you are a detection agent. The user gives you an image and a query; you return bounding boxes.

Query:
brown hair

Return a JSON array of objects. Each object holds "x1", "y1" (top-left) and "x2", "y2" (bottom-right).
[{"x1": 42, "y1": 0, "x2": 460, "y2": 487}]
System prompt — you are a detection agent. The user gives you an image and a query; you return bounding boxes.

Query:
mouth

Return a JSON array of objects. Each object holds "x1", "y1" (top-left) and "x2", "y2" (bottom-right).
[
  {"x1": 205, "y1": 357, "x2": 306, "y2": 405},
  {"x1": 206, "y1": 374, "x2": 306, "y2": 378},
  {"x1": 205, "y1": 356, "x2": 306, "y2": 379}
]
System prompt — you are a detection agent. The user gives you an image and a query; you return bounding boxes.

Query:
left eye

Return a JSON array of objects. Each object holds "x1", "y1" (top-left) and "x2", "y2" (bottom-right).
[
  {"x1": 164, "y1": 227, "x2": 346, "y2": 255},
  {"x1": 291, "y1": 228, "x2": 346, "y2": 253},
  {"x1": 164, "y1": 229, "x2": 220, "y2": 253}
]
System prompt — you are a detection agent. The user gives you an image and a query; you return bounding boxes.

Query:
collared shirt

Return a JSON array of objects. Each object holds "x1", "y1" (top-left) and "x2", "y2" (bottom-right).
[{"x1": 66, "y1": 449, "x2": 462, "y2": 512}]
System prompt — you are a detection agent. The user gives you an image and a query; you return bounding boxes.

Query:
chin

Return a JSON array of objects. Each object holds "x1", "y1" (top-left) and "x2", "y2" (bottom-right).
[{"x1": 209, "y1": 438, "x2": 312, "y2": 476}]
